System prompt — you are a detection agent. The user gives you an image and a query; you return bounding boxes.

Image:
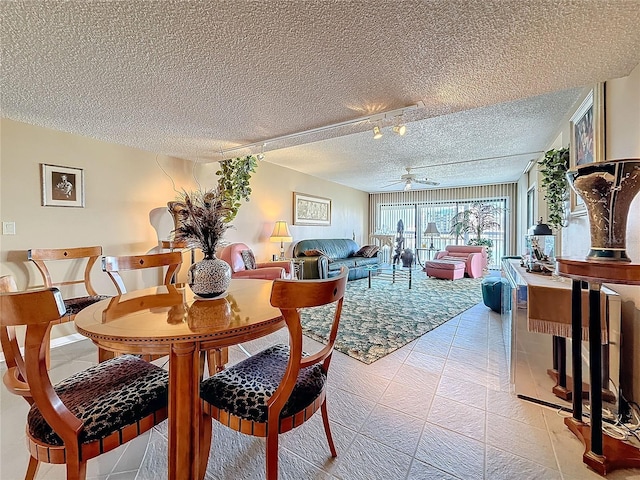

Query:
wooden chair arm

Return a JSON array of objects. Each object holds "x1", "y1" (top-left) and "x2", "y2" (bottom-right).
[{"x1": 3, "y1": 367, "x2": 31, "y2": 399}]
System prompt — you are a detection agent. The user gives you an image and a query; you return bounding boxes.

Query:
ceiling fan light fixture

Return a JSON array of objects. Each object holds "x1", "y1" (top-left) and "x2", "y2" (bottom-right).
[
  {"x1": 404, "y1": 180, "x2": 412, "y2": 191},
  {"x1": 373, "y1": 125, "x2": 383, "y2": 139}
]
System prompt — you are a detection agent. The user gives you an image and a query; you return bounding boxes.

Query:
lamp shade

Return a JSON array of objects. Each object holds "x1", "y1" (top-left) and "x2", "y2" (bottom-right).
[
  {"x1": 270, "y1": 221, "x2": 292, "y2": 242},
  {"x1": 424, "y1": 222, "x2": 440, "y2": 236}
]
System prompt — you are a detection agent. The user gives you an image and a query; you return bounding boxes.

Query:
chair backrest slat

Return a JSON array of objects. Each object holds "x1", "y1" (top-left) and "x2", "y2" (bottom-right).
[
  {"x1": 28, "y1": 246, "x2": 103, "y2": 296},
  {"x1": 102, "y1": 251, "x2": 183, "y2": 295}
]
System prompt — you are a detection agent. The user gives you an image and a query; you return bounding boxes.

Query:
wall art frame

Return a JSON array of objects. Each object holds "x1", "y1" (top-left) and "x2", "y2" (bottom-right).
[
  {"x1": 569, "y1": 83, "x2": 605, "y2": 214},
  {"x1": 293, "y1": 192, "x2": 331, "y2": 226},
  {"x1": 41, "y1": 163, "x2": 85, "y2": 207}
]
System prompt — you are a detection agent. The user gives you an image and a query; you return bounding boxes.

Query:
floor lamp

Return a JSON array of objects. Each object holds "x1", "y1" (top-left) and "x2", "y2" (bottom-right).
[
  {"x1": 270, "y1": 221, "x2": 293, "y2": 260},
  {"x1": 424, "y1": 222, "x2": 440, "y2": 250}
]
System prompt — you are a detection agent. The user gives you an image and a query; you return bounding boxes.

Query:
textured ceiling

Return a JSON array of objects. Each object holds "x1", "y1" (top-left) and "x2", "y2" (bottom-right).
[{"x1": 2, "y1": 1, "x2": 640, "y2": 192}]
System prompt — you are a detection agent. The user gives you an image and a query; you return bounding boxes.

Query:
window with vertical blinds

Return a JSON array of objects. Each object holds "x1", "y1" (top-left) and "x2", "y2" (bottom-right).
[{"x1": 369, "y1": 183, "x2": 517, "y2": 268}]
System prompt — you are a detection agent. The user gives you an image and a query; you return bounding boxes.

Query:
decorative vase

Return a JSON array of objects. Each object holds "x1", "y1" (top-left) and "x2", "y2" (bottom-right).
[
  {"x1": 567, "y1": 158, "x2": 640, "y2": 261},
  {"x1": 401, "y1": 248, "x2": 414, "y2": 267},
  {"x1": 187, "y1": 255, "x2": 231, "y2": 298}
]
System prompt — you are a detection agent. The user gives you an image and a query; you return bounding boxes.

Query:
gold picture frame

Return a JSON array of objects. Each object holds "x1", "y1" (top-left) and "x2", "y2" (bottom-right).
[
  {"x1": 40, "y1": 163, "x2": 85, "y2": 207},
  {"x1": 293, "y1": 192, "x2": 331, "y2": 226},
  {"x1": 569, "y1": 83, "x2": 605, "y2": 214}
]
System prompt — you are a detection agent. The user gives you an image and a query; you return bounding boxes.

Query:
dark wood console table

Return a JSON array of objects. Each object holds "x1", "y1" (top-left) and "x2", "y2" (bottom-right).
[{"x1": 556, "y1": 258, "x2": 640, "y2": 475}]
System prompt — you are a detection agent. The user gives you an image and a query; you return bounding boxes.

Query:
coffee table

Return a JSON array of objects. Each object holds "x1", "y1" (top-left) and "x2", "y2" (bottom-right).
[{"x1": 364, "y1": 263, "x2": 419, "y2": 289}]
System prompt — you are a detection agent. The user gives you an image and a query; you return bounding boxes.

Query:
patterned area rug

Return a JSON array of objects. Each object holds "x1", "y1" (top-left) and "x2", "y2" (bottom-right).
[{"x1": 301, "y1": 274, "x2": 484, "y2": 364}]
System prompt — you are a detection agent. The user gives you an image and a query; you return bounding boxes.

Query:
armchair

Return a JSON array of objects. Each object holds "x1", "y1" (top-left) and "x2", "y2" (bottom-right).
[
  {"x1": 219, "y1": 243, "x2": 293, "y2": 280},
  {"x1": 435, "y1": 245, "x2": 487, "y2": 278}
]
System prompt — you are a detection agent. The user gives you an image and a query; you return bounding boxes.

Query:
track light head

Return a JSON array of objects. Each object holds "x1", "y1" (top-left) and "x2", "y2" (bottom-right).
[
  {"x1": 393, "y1": 124, "x2": 407, "y2": 136},
  {"x1": 372, "y1": 125, "x2": 383, "y2": 139},
  {"x1": 256, "y1": 153, "x2": 265, "y2": 160}
]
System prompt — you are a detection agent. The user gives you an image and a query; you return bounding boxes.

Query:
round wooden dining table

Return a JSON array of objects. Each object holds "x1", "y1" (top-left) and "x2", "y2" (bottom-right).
[{"x1": 74, "y1": 279, "x2": 284, "y2": 480}]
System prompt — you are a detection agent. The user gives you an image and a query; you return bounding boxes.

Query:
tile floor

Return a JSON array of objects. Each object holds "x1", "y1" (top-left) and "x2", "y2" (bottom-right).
[{"x1": 2, "y1": 302, "x2": 640, "y2": 479}]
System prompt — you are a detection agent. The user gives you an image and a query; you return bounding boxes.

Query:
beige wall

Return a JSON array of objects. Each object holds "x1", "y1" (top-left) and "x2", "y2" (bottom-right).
[{"x1": 0, "y1": 118, "x2": 368, "y2": 344}]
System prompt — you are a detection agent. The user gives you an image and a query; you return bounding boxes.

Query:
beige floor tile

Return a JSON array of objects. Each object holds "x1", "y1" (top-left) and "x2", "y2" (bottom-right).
[
  {"x1": 406, "y1": 459, "x2": 460, "y2": 480},
  {"x1": 378, "y1": 381, "x2": 434, "y2": 420},
  {"x1": 359, "y1": 404, "x2": 424, "y2": 456},
  {"x1": 485, "y1": 445, "x2": 561, "y2": 480},
  {"x1": 415, "y1": 422, "x2": 485, "y2": 479},
  {"x1": 486, "y1": 412, "x2": 557, "y2": 469},
  {"x1": 332, "y1": 434, "x2": 412, "y2": 480},
  {"x1": 404, "y1": 350, "x2": 447, "y2": 376},
  {"x1": 436, "y1": 374, "x2": 487, "y2": 410},
  {"x1": 427, "y1": 395, "x2": 486, "y2": 442},
  {"x1": 486, "y1": 389, "x2": 546, "y2": 429}
]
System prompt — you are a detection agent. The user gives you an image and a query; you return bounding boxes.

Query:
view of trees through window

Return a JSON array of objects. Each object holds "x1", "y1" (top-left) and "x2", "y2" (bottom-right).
[{"x1": 376, "y1": 199, "x2": 507, "y2": 268}]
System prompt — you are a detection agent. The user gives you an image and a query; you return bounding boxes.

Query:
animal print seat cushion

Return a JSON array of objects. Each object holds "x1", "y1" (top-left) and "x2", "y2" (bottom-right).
[
  {"x1": 63, "y1": 295, "x2": 111, "y2": 316},
  {"x1": 200, "y1": 344, "x2": 326, "y2": 423},
  {"x1": 27, "y1": 355, "x2": 168, "y2": 446}
]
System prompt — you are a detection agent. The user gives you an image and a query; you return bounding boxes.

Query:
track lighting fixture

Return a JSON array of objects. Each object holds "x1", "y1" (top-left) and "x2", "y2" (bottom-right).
[
  {"x1": 256, "y1": 143, "x2": 266, "y2": 160},
  {"x1": 393, "y1": 124, "x2": 407, "y2": 136},
  {"x1": 218, "y1": 101, "x2": 425, "y2": 157}
]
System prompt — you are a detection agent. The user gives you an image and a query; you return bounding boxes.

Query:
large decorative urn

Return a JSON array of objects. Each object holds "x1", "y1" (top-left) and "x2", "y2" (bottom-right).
[
  {"x1": 187, "y1": 255, "x2": 231, "y2": 298},
  {"x1": 567, "y1": 158, "x2": 640, "y2": 261}
]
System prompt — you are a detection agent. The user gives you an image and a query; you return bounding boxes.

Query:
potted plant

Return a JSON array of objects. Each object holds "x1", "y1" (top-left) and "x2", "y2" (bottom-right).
[
  {"x1": 449, "y1": 202, "x2": 502, "y2": 264},
  {"x1": 538, "y1": 148, "x2": 569, "y2": 230},
  {"x1": 169, "y1": 155, "x2": 259, "y2": 297}
]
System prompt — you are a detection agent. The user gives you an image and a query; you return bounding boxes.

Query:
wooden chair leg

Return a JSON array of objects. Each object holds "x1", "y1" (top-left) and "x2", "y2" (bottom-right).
[
  {"x1": 320, "y1": 399, "x2": 337, "y2": 457},
  {"x1": 65, "y1": 458, "x2": 87, "y2": 480},
  {"x1": 25, "y1": 456, "x2": 39, "y2": 480},
  {"x1": 266, "y1": 428, "x2": 280, "y2": 480},
  {"x1": 199, "y1": 411, "x2": 213, "y2": 475},
  {"x1": 206, "y1": 348, "x2": 229, "y2": 376}
]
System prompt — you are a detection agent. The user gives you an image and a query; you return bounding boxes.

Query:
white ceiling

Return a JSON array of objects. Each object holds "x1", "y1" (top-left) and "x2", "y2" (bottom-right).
[{"x1": 2, "y1": 1, "x2": 639, "y2": 192}]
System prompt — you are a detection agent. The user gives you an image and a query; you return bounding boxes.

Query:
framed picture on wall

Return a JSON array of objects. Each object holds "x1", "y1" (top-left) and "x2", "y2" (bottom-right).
[
  {"x1": 569, "y1": 83, "x2": 605, "y2": 214},
  {"x1": 41, "y1": 164, "x2": 85, "y2": 207},
  {"x1": 293, "y1": 192, "x2": 331, "y2": 226}
]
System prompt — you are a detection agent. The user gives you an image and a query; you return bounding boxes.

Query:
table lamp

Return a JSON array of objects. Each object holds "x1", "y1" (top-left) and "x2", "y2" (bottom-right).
[
  {"x1": 424, "y1": 222, "x2": 440, "y2": 250},
  {"x1": 270, "y1": 221, "x2": 293, "y2": 260}
]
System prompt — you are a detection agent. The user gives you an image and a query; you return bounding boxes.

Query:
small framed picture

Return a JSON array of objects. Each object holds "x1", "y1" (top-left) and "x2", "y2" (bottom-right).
[
  {"x1": 41, "y1": 164, "x2": 85, "y2": 207},
  {"x1": 293, "y1": 192, "x2": 331, "y2": 226},
  {"x1": 569, "y1": 83, "x2": 605, "y2": 214}
]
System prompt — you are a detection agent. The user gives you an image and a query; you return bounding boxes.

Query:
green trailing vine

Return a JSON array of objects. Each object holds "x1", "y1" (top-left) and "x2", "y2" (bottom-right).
[
  {"x1": 538, "y1": 148, "x2": 569, "y2": 230},
  {"x1": 216, "y1": 155, "x2": 258, "y2": 223}
]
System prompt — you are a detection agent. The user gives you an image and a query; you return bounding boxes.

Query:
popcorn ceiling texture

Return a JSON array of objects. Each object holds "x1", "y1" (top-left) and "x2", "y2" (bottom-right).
[{"x1": 1, "y1": 1, "x2": 639, "y2": 191}]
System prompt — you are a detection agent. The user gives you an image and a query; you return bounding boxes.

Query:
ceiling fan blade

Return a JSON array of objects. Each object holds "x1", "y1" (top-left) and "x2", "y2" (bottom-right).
[
  {"x1": 381, "y1": 180, "x2": 403, "y2": 188},
  {"x1": 415, "y1": 179, "x2": 440, "y2": 186}
]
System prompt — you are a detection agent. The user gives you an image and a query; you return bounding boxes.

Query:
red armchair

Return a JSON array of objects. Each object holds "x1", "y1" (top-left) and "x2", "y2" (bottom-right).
[
  {"x1": 435, "y1": 245, "x2": 487, "y2": 278},
  {"x1": 219, "y1": 243, "x2": 293, "y2": 280}
]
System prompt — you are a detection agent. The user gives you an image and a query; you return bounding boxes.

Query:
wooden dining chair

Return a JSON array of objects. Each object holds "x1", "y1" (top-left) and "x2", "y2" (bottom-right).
[
  {"x1": 28, "y1": 246, "x2": 110, "y2": 322},
  {"x1": 0, "y1": 287, "x2": 169, "y2": 480},
  {"x1": 200, "y1": 267, "x2": 348, "y2": 479},
  {"x1": 101, "y1": 251, "x2": 183, "y2": 295},
  {"x1": 0, "y1": 274, "x2": 33, "y2": 402}
]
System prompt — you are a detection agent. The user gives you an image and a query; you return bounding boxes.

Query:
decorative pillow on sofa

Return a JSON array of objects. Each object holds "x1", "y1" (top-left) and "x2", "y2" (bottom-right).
[
  {"x1": 303, "y1": 249, "x2": 327, "y2": 257},
  {"x1": 240, "y1": 250, "x2": 257, "y2": 270},
  {"x1": 355, "y1": 245, "x2": 379, "y2": 258}
]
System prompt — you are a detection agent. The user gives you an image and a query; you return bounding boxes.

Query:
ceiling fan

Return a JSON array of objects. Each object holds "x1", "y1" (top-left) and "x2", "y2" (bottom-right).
[{"x1": 382, "y1": 167, "x2": 440, "y2": 191}]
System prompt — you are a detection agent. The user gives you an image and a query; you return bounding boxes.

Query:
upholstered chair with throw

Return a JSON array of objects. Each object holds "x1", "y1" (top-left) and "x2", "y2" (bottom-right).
[
  {"x1": 0, "y1": 287, "x2": 169, "y2": 480},
  {"x1": 200, "y1": 267, "x2": 348, "y2": 479},
  {"x1": 219, "y1": 242, "x2": 293, "y2": 280}
]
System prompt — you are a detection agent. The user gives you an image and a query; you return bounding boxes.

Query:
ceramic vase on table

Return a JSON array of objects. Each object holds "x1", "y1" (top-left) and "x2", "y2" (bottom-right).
[
  {"x1": 567, "y1": 158, "x2": 640, "y2": 262},
  {"x1": 187, "y1": 255, "x2": 231, "y2": 298}
]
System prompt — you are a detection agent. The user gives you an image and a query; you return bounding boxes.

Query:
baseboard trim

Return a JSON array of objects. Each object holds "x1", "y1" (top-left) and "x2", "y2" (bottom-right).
[{"x1": 0, "y1": 333, "x2": 86, "y2": 364}]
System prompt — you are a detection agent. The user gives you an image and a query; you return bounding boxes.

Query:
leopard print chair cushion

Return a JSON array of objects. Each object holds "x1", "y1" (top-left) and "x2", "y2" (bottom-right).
[
  {"x1": 200, "y1": 344, "x2": 326, "y2": 423},
  {"x1": 27, "y1": 354, "x2": 168, "y2": 446},
  {"x1": 63, "y1": 295, "x2": 111, "y2": 316}
]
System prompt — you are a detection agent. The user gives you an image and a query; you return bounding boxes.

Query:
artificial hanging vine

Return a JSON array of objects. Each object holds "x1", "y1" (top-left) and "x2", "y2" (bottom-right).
[{"x1": 538, "y1": 148, "x2": 569, "y2": 230}]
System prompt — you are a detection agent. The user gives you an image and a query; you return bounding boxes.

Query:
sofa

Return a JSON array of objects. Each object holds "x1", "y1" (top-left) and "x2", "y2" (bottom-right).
[
  {"x1": 292, "y1": 239, "x2": 382, "y2": 281},
  {"x1": 434, "y1": 245, "x2": 487, "y2": 278}
]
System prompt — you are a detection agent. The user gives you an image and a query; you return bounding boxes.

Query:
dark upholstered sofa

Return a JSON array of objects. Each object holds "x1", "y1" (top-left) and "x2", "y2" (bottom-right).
[{"x1": 292, "y1": 239, "x2": 382, "y2": 281}]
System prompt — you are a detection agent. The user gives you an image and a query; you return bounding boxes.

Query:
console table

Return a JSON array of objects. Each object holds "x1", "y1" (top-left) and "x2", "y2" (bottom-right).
[{"x1": 556, "y1": 258, "x2": 640, "y2": 475}]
